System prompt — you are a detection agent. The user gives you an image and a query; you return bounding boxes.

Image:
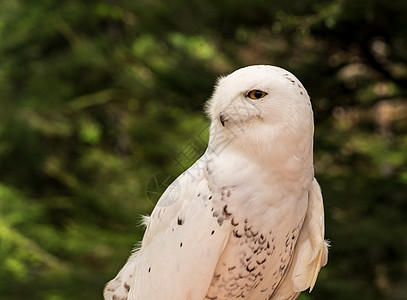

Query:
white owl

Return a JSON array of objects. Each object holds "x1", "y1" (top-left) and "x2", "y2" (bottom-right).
[{"x1": 104, "y1": 65, "x2": 329, "y2": 300}]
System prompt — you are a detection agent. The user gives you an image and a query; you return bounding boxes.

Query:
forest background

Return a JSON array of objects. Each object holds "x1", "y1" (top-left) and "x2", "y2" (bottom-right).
[{"x1": 0, "y1": 0, "x2": 406, "y2": 299}]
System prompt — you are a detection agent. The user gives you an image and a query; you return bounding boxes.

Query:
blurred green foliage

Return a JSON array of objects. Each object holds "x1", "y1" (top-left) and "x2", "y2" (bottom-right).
[{"x1": 0, "y1": 0, "x2": 406, "y2": 299}]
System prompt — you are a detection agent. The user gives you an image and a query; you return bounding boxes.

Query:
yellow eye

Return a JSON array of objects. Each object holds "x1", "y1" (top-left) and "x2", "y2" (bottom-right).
[{"x1": 247, "y1": 90, "x2": 268, "y2": 100}]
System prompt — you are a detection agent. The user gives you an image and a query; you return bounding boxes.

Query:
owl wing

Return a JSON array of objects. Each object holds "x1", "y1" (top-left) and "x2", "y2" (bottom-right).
[
  {"x1": 104, "y1": 156, "x2": 232, "y2": 300},
  {"x1": 269, "y1": 178, "x2": 329, "y2": 299}
]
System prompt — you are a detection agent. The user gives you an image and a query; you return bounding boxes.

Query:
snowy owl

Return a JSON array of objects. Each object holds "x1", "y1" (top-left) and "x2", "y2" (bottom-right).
[{"x1": 104, "y1": 65, "x2": 329, "y2": 300}]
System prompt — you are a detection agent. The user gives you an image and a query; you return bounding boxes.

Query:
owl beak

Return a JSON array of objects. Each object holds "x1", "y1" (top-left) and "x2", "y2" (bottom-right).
[{"x1": 219, "y1": 114, "x2": 226, "y2": 127}]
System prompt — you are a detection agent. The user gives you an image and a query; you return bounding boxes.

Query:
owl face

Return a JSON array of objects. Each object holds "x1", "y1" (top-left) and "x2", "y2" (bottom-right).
[{"x1": 206, "y1": 65, "x2": 314, "y2": 152}]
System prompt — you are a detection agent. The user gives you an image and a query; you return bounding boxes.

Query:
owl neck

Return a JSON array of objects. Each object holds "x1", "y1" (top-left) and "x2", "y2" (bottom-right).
[{"x1": 207, "y1": 122, "x2": 314, "y2": 183}]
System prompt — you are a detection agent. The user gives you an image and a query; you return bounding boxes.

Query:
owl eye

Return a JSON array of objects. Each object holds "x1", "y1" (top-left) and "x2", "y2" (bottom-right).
[{"x1": 247, "y1": 90, "x2": 268, "y2": 100}]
